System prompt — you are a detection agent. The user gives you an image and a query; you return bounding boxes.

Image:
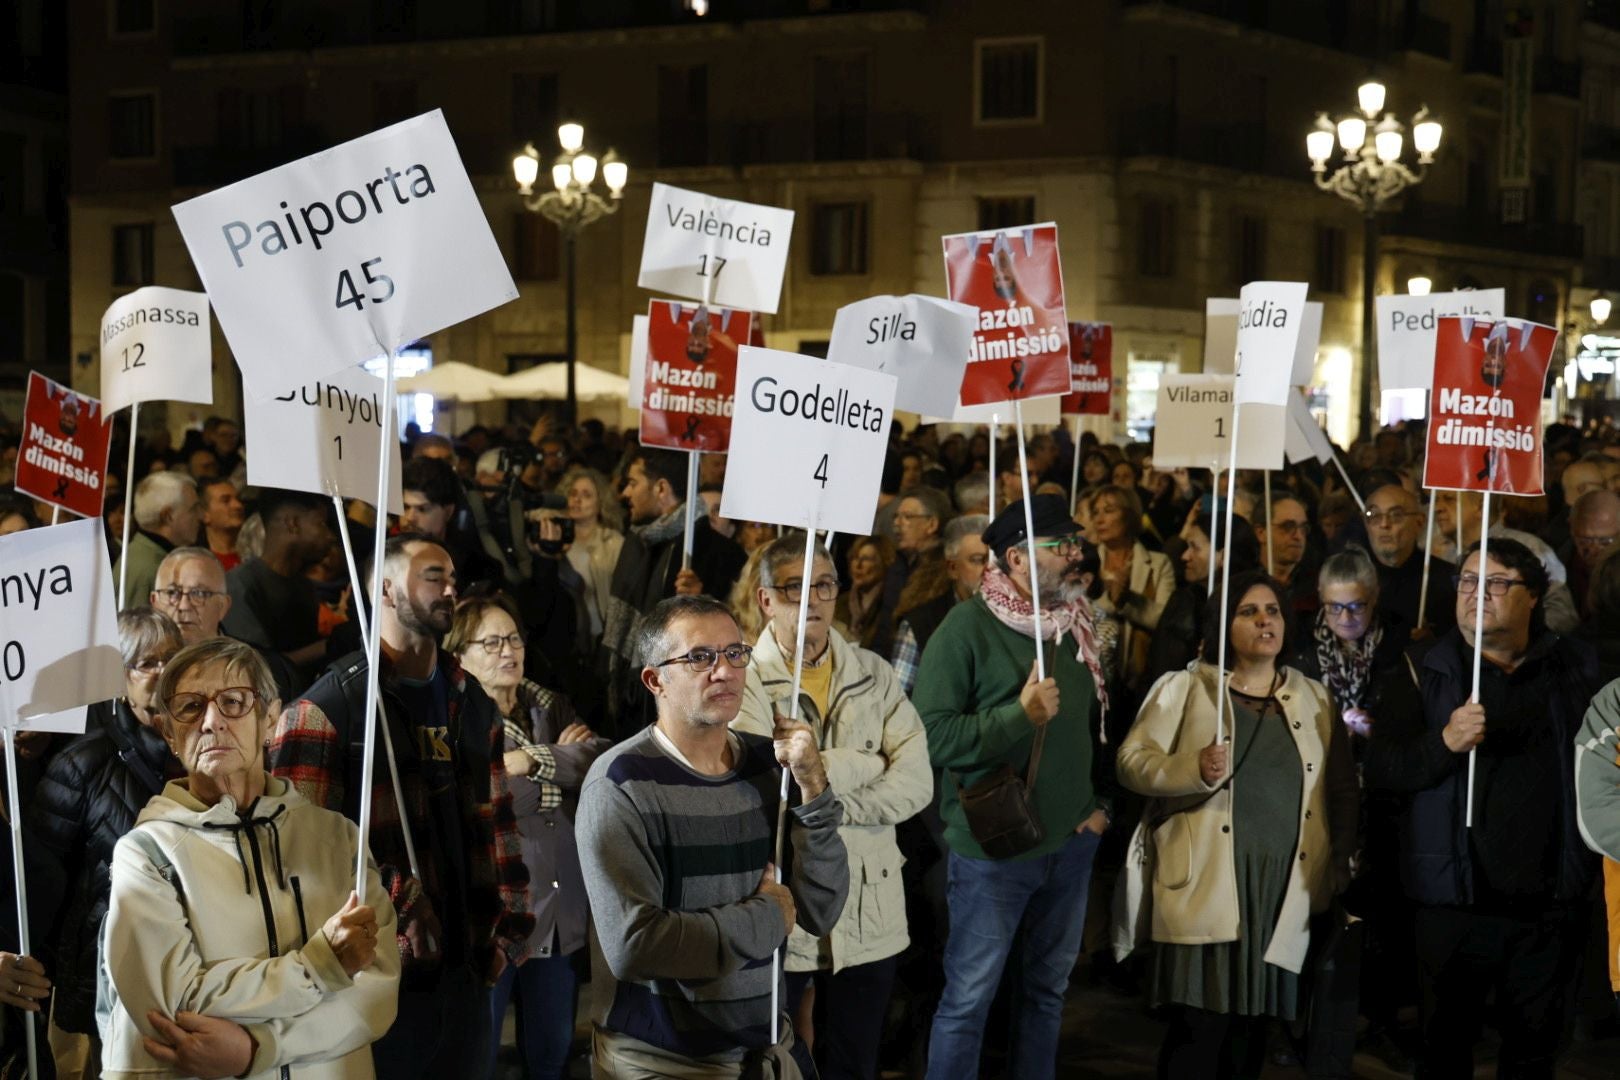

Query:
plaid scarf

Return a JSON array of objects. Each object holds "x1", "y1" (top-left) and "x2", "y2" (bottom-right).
[
  {"x1": 1311, "y1": 609, "x2": 1382, "y2": 710},
  {"x1": 979, "y1": 564, "x2": 1111, "y2": 727}
]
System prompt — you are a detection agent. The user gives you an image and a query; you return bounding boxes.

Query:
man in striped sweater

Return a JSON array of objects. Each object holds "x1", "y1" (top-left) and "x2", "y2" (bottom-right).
[{"x1": 578, "y1": 594, "x2": 849, "y2": 1078}]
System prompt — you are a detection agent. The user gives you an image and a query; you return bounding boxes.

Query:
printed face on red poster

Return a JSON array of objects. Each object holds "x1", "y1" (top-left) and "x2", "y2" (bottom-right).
[
  {"x1": 639, "y1": 300, "x2": 753, "y2": 453},
  {"x1": 1422, "y1": 317, "x2": 1557, "y2": 495},
  {"x1": 15, "y1": 372, "x2": 113, "y2": 517},
  {"x1": 1060, "y1": 322, "x2": 1112, "y2": 415},
  {"x1": 942, "y1": 223, "x2": 1071, "y2": 406}
]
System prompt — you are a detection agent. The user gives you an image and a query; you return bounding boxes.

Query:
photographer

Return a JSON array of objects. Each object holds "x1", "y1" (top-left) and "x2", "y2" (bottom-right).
[{"x1": 402, "y1": 456, "x2": 506, "y2": 594}]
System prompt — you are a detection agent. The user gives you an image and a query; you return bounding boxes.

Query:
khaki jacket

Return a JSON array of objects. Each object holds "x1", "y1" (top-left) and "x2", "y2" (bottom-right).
[
  {"x1": 733, "y1": 627, "x2": 933, "y2": 973},
  {"x1": 1092, "y1": 542, "x2": 1175, "y2": 689},
  {"x1": 1115, "y1": 663, "x2": 1357, "y2": 974}
]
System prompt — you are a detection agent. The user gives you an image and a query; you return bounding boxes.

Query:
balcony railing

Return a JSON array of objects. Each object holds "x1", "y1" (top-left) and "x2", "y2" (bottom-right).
[
  {"x1": 730, "y1": 112, "x2": 934, "y2": 166},
  {"x1": 173, "y1": 131, "x2": 333, "y2": 187},
  {"x1": 1119, "y1": 105, "x2": 1294, "y2": 179},
  {"x1": 1386, "y1": 203, "x2": 1583, "y2": 260}
]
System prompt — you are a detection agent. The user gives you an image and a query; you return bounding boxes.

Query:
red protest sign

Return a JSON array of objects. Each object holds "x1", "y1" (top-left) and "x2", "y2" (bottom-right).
[
  {"x1": 639, "y1": 300, "x2": 753, "y2": 453},
  {"x1": 1060, "y1": 322, "x2": 1113, "y2": 415},
  {"x1": 15, "y1": 372, "x2": 113, "y2": 517},
  {"x1": 943, "y1": 223, "x2": 1071, "y2": 406},
  {"x1": 1422, "y1": 317, "x2": 1557, "y2": 495}
]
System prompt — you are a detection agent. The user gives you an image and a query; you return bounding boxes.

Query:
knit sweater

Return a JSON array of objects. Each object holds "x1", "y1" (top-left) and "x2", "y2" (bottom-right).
[
  {"x1": 576, "y1": 727, "x2": 849, "y2": 1063},
  {"x1": 914, "y1": 594, "x2": 1110, "y2": 861}
]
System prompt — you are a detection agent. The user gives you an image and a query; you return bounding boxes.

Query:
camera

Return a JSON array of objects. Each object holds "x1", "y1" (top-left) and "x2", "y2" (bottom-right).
[{"x1": 529, "y1": 493, "x2": 575, "y2": 554}]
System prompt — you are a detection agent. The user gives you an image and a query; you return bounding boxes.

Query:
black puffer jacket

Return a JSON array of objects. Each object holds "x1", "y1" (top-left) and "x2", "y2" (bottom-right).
[{"x1": 25, "y1": 698, "x2": 175, "y2": 1033}]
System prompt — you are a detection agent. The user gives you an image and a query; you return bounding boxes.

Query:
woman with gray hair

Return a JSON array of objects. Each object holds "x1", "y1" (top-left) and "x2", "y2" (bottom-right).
[
  {"x1": 100, "y1": 638, "x2": 399, "y2": 1079},
  {"x1": 15, "y1": 610, "x2": 183, "y2": 1077},
  {"x1": 1289, "y1": 546, "x2": 1407, "y2": 741}
]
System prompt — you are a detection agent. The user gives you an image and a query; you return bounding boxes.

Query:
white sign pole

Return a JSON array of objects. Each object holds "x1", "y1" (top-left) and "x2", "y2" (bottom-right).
[
  {"x1": 118, "y1": 402, "x2": 137, "y2": 609},
  {"x1": 50, "y1": 507, "x2": 59, "y2": 526},
  {"x1": 3, "y1": 726, "x2": 38, "y2": 1080},
  {"x1": 1069, "y1": 415, "x2": 1083, "y2": 513},
  {"x1": 988, "y1": 415, "x2": 998, "y2": 517},
  {"x1": 1014, "y1": 399, "x2": 1046, "y2": 678},
  {"x1": 1418, "y1": 497, "x2": 1436, "y2": 630},
  {"x1": 1263, "y1": 471, "x2": 1274, "y2": 577},
  {"x1": 1332, "y1": 455, "x2": 1367, "y2": 515},
  {"x1": 355, "y1": 349, "x2": 396, "y2": 897},
  {"x1": 682, "y1": 451, "x2": 700, "y2": 571},
  {"x1": 332, "y1": 494, "x2": 419, "y2": 880},
  {"x1": 1207, "y1": 460, "x2": 1220, "y2": 597},
  {"x1": 1215, "y1": 407, "x2": 1244, "y2": 747},
  {"x1": 1466, "y1": 488, "x2": 1492, "y2": 829}
]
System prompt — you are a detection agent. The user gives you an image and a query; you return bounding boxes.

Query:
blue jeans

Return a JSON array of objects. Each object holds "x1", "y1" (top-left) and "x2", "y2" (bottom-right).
[
  {"x1": 925, "y1": 828, "x2": 1100, "y2": 1080},
  {"x1": 484, "y1": 949, "x2": 579, "y2": 1080}
]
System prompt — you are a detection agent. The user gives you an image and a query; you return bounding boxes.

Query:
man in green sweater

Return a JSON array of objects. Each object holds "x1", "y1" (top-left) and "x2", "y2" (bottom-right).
[{"x1": 916, "y1": 494, "x2": 1115, "y2": 1080}]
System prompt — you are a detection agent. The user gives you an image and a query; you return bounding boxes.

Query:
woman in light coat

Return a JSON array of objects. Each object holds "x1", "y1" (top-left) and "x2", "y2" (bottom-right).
[
  {"x1": 1116, "y1": 570, "x2": 1357, "y2": 1079},
  {"x1": 1088, "y1": 484, "x2": 1175, "y2": 714},
  {"x1": 555, "y1": 465, "x2": 624, "y2": 644},
  {"x1": 101, "y1": 638, "x2": 398, "y2": 1080}
]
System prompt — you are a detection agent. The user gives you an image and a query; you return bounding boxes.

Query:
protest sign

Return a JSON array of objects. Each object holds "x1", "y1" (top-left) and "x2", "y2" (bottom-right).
[
  {"x1": 721, "y1": 346, "x2": 897, "y2": 536},
  {"x1": 1234, "y1": 281, "x2": 1308, "y2": 406},
  {"x1": 245, "y1": 367, "x2": 405, "y2": 513},
  {"x1": 942, "y1": 223, "x2": 1071, "y2": 405},
  {"x1": 827, "y1": 294, "x2": 976, "y2": 417},
  {"x1": 639, "y1": 300, "x2": 752, "y2": 452},
  {"x1": 14, "y1": 373, "x2": 113, "y2": 519},
  {"x1": 1284, "y1": 391, "x2": 1336, "y2": 465},
  {"x1": 1376, "y1": 288, "x2": 1507, "y2": 391},
  {"x1": 171, "y1": 109, "x2": 518, "y2": 400},
  {"x1": 1290, "y1": 302, "x2": 1323, "y2": 387},
  {"x1": 638, "y1": 183, "x2": 794, "y2": 314},
  {"x1": 1061, "y1": 322, "x2": 1113, "y2": 415},
  {"x1": 1151, "y1": 374, "x2": 1284, "y2": 470},
  {"x1": 1422, "y1": 317, "x2": 1557, "y2": 494},
  {"x1": 98, "y1": 287, "x2": 214, "y2": 415},
  {"x1": 925, "y1": 394, "x2": 1061, "y2": 426},
  {"x1": 1204, "y1": 299, "x2": 1239, "y2": 373},
  {"x1": 0, "y1": 517, "x2": 123, "y2": 733}
]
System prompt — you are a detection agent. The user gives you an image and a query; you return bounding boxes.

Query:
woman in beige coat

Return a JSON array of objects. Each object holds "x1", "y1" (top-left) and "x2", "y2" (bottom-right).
[
  {"x1": 1088, "y1": 484, "x2": 1174, "y2": 712},
  {"x1": 1116, "y1": 570, "x2": 1357, "y2": 1079}
]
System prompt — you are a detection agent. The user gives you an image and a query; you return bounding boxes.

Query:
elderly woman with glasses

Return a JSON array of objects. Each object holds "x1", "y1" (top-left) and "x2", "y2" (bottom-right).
[
  {"x1": 14, "y1": 610, "x2": 182, "y2": 1074},
  {"x1": 1290, "y1": 546, "x2": 1408, "y2": 741},
  {"x1": 447, "y1": 593, "x2": 607, "y2": 1080},
  {"x1": 100, "y1": 638, "x2": 399, "y2": 1080}
]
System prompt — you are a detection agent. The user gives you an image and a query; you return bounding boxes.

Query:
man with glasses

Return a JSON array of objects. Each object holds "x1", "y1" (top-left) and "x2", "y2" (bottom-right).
[
  {"x1": 1259, "y1": 494, "x2": 1317, "y2": 616},
  {"x1": 1362, "y1": 484, "x2": 1457, "y2": 637},
  {"x1": 151, "y1": 547, "x2": 233, "y2": 646},
  {"x1": 272, "y1": 533, "x2": 533, "y2": 1079},
  {"x1": 916, "y1": 495, "x2": 1114, "y2": 1080},
  {"x1": 578, "y1": 594, "x2": 849, "y2": 1078},
  {"x1": 892, "y1": 514, "x2": 991, "y2": 695},
  {"x1": 733, "y1": 533, "x2": 932, "y2": 1080},
  {"x1": 1565, "y1": 489, "x2": 1620, "y2": 618},
  {"x1": 1366, "y1": 538, "x2": 1599, "y2": 1078},
  {"x1": 873, "y1": 486, "x2": 953, "y2": 659}
]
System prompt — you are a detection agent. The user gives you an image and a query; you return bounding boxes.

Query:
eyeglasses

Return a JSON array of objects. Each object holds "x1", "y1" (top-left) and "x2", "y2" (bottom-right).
[
  {"x1": 154, "y1": 587, "x2": 222, "y2": 606},
  {"x1": 473, "y1": 633, "x2": 525, "y2": 654},
  {"x1": 893, "y1": 511, "x2": 935, "y2": 523},
  {"x1": 1324, "y1": 601, "x2": 1369, "y2": 619},
  {"x1": 657, "y1": 644, "x2": 753, "y2": 672},
  {"x1": 165, "y1": 687, "x2": 261, "y2": 725},
  {"x1": 1574, "y1": 534, "x2": 1619, "y2": 549},
  {"x1": 1273, "y1": 521, "x2": 1309, "y2": 536},
  {"x1": 127, "y1": 656, "x2": 168, "y2": 675},
  {"x1": 1452, "y1": 574, "x2": 1526, "y2": 597},
  {"x1": 766, "y1": 579, "x2": 840, "y2": 603},
  {"x1": 1363, "y1": 509, "x2": 1412, "y2": 526},
  {"x1": 1035, "y1": 535, "x2": 1085, "y2": 559}
]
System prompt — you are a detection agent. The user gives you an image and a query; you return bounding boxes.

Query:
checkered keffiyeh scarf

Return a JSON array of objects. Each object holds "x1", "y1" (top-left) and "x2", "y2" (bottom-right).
[
  {"x1": 979, "y1": 564, "x2": 1111, "y2": 730},
  {"x1": 501, "y1": 680, "x2": 564, "y2": 811}
]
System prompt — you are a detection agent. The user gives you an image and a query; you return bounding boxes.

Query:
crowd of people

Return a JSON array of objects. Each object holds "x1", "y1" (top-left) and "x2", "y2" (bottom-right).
[{"x1": 3, "y1": 407, "x2": 1620, "y2": 1079}]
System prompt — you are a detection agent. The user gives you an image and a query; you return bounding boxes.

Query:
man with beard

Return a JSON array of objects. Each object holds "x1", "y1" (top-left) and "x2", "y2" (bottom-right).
[
  {"x1": 272, "y1": 534, "x2": 532, "y2": 1078},
  {"x1": 915, "y1": 495, "x2": 1115, "y2": 1080},
  {"x1": 1362, "y1": 483, "x2": 1456, "y2": 636}
]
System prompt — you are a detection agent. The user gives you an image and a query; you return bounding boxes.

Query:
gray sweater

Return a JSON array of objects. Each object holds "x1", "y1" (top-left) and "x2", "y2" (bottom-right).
[{"x1": 577, "y1": 726, "x2": 848, "y2": 1062}]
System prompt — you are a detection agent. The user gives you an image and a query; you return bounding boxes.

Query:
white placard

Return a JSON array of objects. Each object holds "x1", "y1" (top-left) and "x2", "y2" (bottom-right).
[
  {"x1": 827, "y1": 294, "x2": 976, "y2": 417},
  {"x1": 171, "y1": 109, "x2": 519, "y2": 400},
  {"x1": 0, "y1": 518, "x2": 123, "y2": 733},
  {"x1": 721, "y1": 346, "x2": 897, "y2": 536},
  {"x1": 924, "y1": 394, "x2": 1062, "y2": 426},
  {"x1": 1375, "y1": 288, "x2": 1507, "y2": 392},
  {"x1": 1290, "y1": 301, "x2": 1323, "y2": 387},
  {"x1": 1285, "y1": 391, "x2": 1336, "y2": 464},
  {"x1": 638, "y1": 182, "x2": 795, "y2": 314},
  {"x1": 1152, "y1": 374, "x2": 1284, "y2": 470},
  {"x1": 99, "y1": 287, "x2": 214, "y2": 415},
  {"x1": 1234, "y1": 281, "x2": 1308, "y2": 406},
  {"x1": 627, "y1": 314, "x2": 649, "y2": 413},
  {"x1": 245, "y1": 367, "x2": 405, "y2": 513},
  {"x1": 1204, "y1": 298, "x2": 1239, "y2": 373}
]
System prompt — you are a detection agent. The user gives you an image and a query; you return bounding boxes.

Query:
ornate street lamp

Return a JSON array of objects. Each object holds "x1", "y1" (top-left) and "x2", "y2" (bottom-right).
[
  {"x1": 512, "y1": 123, "x2": 628, "y2": 424},
  {"x1": 1307, "y1": 80, "x2": 1442, "y2": 440},
  {"x1": 1592, "y1": 295, "x2": 1612, "y2": 326}
]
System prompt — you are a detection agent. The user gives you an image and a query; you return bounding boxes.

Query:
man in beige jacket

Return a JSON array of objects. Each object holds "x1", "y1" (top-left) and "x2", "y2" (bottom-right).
[{"x1": 734, "y1": 531, "x2": 934, "y2": 1080}]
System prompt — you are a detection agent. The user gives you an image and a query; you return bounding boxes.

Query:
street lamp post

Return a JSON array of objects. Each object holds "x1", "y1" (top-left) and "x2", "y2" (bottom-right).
[
  {"x1": 512, "y1": 123, "x2": 628, "y2": 425},
  {"x1": 1307, "y1": 81, "x2": 1442, "y2": 441}
]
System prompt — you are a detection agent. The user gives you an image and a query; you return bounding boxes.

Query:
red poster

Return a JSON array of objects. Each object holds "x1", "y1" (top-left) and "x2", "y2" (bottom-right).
[
  {"x1": 1422, "y1": 317, "x2": 1556, "y2": 495},
  {"x1": 943, "y1": 223, "x2": 1071, "y2": 406},
  {"x1": 15, "y1": 371, "x2": 113, "y2": 517},
  {"x1": 639, "y1": 300, "x2": 753, "y2": 453},
  {"x1": 1060, "y1": 321, "x2": 1113, "y2": 415}
]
